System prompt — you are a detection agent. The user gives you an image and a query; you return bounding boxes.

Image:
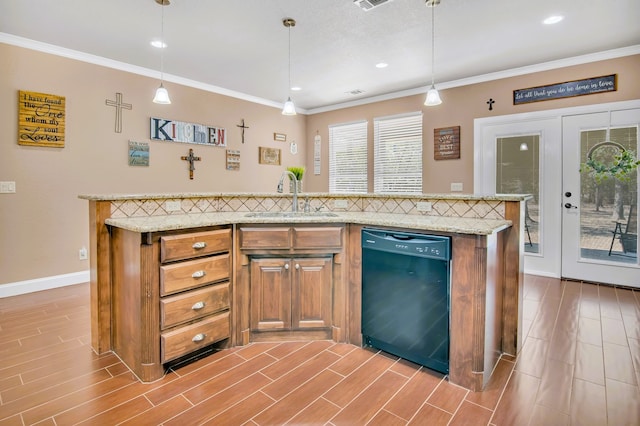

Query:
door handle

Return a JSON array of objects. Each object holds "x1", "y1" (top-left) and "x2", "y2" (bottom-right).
[{"x1": 564, "y1": 203, "x2": 578, "y2": 209}]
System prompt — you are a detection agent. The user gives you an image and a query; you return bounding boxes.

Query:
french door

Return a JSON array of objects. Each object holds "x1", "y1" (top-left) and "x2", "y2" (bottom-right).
[
  {"x1": 562, "y1": 108, "x2": 639, "y2": 287},
  {"x1": 475, "y1": 100, "x2": 640, "y2": 288}
]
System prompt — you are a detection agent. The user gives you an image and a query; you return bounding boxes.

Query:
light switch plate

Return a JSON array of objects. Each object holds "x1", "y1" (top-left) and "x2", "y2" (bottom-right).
[
  {"x1": 450, "y1": 182, "x2": 463, "y2": 192},
  {"x1": 165, "y1": 200, "x2": 182, "y2": 212},
  {"x1": 417, "y1": 201, "x2": 432, "y2": 212},
  {"x1": 334, "y1": 199, "x2": 348, "y2": 209},
  {"x1": 0, "y1": 181, "x2": 16, "y2": 193}
]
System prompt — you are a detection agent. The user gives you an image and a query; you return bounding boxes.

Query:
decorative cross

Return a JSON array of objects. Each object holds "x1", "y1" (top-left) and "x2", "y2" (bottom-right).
[
  {"x1": 486, "y1": 98, "x2": 495, "y2": 111},
  {"x1": 181, "y1": 149, "x2": 201, "y2": 180},
  {"x1": 237, "y1": 119, "x2": 249, "y2": 144},
  {"x1": 105, "y1": 93, "x2": 132, "y2": 133}
]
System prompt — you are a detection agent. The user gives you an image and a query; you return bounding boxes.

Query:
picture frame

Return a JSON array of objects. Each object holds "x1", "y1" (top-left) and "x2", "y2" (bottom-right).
[
  {"x1": 259, "y1": 147, "x2": 281, "y2": 165},
  {"x1": 273, "y1": 132, "x2": 287, "y2": 142},
  {"x1": 434, "y1": 126, "x2": 460, "y2": 160}
]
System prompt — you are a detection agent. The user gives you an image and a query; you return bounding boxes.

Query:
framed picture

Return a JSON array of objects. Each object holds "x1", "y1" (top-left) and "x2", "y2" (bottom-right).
[
  {"x1": 273, "y1": 132, "x2": 286, "y2": 142},
  {"x1": 259, "y1": 147, "x2": 281, "y2": 165},
  {"x1": 434, "y1": 126, "x2": 460, "y2": 160}
]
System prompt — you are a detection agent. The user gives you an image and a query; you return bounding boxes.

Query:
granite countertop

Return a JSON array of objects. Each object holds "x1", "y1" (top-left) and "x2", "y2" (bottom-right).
[
  {"x1": 105, "y1": 211, "x2": 511, "y2": 235},
  {"x1": 79, "y1": 192, "x2": 530, "y2": 202}
]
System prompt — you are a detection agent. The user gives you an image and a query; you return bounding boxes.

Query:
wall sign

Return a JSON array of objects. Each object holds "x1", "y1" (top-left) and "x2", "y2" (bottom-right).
[
  {"x1": 226, "y1": 149, "x2": 240, "y2": 171},
  {"x1": 150, "y1": 117, "x2": 226, "y2": 147},
  {"x1": 513, "y1": 74, "x2": 617, "y2": 105},
  {"x1": 258, "y1": 147, "x2": 281, "y2": 165},
  {"x1": 128, "y1": 141, "x2": 149, "y2": 166},
  {"x1": 18, "y1": 90, "x2": 66, "y2": 147},
  {"x1": 434, "y1": 126, "x2": 460, "y2": 160}
]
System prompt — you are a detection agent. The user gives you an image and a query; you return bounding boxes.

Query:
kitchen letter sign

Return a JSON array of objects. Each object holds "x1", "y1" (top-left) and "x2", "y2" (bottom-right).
[{"x1": 18, "y1": 90, "x2": 66, "y2": 148}]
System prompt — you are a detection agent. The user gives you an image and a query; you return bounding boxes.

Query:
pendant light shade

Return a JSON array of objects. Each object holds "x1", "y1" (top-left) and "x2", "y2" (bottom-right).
[
  {"x1": 153, "y1": 0, "x2": 171, "y2": 104},
  {"x1": 425, "y1": 85, "x2": 442, "y2": 106},
  {"x1": 424, "y1": 0, "x2": 441, "y2": 106},
  {"x1": 153, "y1": 83, "x2": 171, "y2": 104},
  {"x1": 282, "y1": 18, "x2": 296, "y2": 116},
  {"x1": 282, "y1": 96, "x2": 296, "y2": 115}
]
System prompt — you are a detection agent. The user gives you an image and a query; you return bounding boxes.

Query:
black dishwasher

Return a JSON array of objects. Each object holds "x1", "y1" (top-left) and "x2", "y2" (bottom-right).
[{"x1": 361, "y1": 228, "x2": 451, "y2": 374}]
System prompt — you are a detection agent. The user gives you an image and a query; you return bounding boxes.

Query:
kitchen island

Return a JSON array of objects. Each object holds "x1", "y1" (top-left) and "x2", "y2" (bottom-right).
[{"x1": 80, "y1": 192, "x2": 526, "y2": 391}]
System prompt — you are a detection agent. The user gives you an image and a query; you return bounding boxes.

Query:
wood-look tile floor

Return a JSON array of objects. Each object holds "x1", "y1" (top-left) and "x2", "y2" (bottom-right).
[{"x1": 1, "y1": 275, "x2": 639, "y2": 425}]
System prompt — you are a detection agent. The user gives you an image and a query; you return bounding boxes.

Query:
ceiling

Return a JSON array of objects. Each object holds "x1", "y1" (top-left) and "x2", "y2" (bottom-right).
[{"x1": 1, "y1": 0, "x2": 639, "y2": 113}]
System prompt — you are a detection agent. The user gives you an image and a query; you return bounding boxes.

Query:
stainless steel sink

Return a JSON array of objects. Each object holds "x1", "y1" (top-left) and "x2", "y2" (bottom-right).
[{"x1": 244, "y1": 211, "x2": 339, "y2": 218}]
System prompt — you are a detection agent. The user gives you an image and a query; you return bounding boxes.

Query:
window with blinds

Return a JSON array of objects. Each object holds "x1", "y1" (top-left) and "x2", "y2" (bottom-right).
[
  {"x1": 373, "y1": 112, "x2": 423, "y2": 194},
  {"x1": 329, "y1": 121, "x2": 368, "y2": 193}
]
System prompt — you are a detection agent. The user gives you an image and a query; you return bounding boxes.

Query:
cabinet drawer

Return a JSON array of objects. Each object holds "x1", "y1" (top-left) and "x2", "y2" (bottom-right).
[
  {"x1": 293, "y1": 226, "x2": 343, "y2": 249},
  {"x1": 161, "y1": 229, "x2": 231, "y2": 263},
  {"x1": 240, "y1": 227, "x2": 291, "y2": 249},
  {"x1": 160, "y1": 282, "x2": 230, "y2": 329},
  {"x1": 161, "y1": 311, "x2": 230, "y2": 363},
  {"x1": 160, "y1": 254, "x2": 230, "y2": 295}
]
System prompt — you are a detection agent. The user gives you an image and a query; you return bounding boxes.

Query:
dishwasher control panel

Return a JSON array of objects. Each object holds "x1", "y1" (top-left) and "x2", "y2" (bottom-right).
[{"x1": 362, "y1": 228, "x2": 451, "y2": 261}]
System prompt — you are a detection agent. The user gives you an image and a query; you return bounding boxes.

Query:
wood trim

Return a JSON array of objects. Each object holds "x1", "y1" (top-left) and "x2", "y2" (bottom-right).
[
  {"x1": 89, "y1": 200, "x2": 112, "y2": 354},
  {"x1": 502, "y1": 200, "x2": 524, "y2": 355}
]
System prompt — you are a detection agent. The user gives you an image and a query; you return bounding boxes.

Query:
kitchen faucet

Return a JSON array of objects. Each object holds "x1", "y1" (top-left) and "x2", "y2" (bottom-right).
[{"x1": 277, "y1": 170, "x2": 298, "y2": 212}]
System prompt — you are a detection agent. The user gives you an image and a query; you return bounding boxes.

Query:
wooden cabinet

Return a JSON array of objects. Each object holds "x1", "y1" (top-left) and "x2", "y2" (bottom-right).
[
  {"x1": 110, "y1": 226, "x2": 231, "y2": 382},
  {"x1": 237, "y1": 224, "x2": 345, "y2": 343},
  {"x1": 250, "y1": 256, "x2": 332, "y2": 331}
]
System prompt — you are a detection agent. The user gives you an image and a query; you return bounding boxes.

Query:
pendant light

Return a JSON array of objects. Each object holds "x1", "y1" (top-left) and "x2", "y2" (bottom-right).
[
  {"x1": 152, "y1": 0, "x2": 171, "y2": 104},
  {"x1": 282, "y1": 18, "x2": 297, "y2": 116},
  {"x1": 424, "y1": 0, "x2": 442, "y2": 106}
]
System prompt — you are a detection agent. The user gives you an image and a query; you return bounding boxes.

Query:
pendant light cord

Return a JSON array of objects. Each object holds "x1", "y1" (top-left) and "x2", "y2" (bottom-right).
[
  {"x1": 160, "y1": 3, "x2": 165, "y2": 83},
  {"x1": 287, "y1": 23, "x2": 292, "y2": 95},
  {"x1": 430, "y1": 4, "x2": 435, "y2": 87}
]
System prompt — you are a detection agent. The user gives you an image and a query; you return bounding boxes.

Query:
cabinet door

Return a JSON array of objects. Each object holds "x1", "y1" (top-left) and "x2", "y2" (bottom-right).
[
  {"x1": 292, "y1": 257, "x2": 332, "y2": 329},
  {"x1": 250, "y1": 258, "x2": 291, "y2": 330}
]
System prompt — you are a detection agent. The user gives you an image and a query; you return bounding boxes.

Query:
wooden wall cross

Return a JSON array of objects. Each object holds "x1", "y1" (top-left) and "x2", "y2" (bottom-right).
[
  {"x1": 181, "y1": 149, "x2": 201, "y2": 180},
  {"x1": 105, "y1": 92, "x2": 132, "y2": 133},
  {"x1": 237, "y1": 119, "x2": 249, "y2": 144}
]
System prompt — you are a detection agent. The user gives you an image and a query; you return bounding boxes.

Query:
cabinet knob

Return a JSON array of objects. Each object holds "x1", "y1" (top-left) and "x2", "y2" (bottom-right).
[
  {"x1": 295, "y1": 263, "x2": 300, "y2": 270},
  {"x1": 192, "y1": 242, "x2": 207, "y2": 249},
  {"x1": 192, "y1": 270, "x2": 206, "y2": 278},
  {"x1": 192, "y1": 333, "x2": 206, "y2": 343},
  {"x1": 284, "y1": 263, "x2": 289, "y2": 270},
  {"x1": 191, "y1": 301, "x2": 206, "y2": 310}
]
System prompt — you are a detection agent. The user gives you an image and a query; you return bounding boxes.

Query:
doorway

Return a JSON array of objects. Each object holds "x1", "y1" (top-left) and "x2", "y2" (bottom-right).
[{"x1": 475, "y1": 100, "x2": 640, "y2": 288}]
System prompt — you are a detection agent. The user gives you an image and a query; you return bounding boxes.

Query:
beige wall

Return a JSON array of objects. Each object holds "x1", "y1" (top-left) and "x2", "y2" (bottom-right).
[
  {"x1": 0, "y1": 44, "x2": 306, "y2": 285},
  {"x1": 1, "y1": 42, "x2": 638, "y2": 288},
  {"x1": 304, "y1": 55, "x2": 640, "y2": 193}
]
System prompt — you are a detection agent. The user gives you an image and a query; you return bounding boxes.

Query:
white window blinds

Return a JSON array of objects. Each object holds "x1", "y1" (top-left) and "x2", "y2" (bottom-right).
[
  {"x1": 373, "y1": 112, "x2": 423, "y2": 194},
  {"x1": 329, "y1": 121, "x2": 368, "y2": 193}
]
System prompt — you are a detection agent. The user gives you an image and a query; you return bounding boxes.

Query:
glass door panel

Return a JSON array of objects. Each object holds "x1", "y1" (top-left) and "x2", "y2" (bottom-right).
[
  {"x1": 496, "y1": 135, "x2": 540, "y2": 253},
  {"x1": 579, "y1": 127, "x2": 638, "y2": 263}
]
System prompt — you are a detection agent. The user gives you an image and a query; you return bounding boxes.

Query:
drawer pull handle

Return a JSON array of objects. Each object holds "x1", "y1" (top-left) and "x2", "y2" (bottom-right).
[
  {"x1": 192, "y1": 270, "x2": 206, "y2": 278},
  {"x1": 191, "y1": 301, "x2": 206, "y2": 310},
  {"x1": 192, "y1": 242, "x2": 207, "y2": 249},
  {"x1": 192, "y1": 333, "x2": 206, "y2": 343}
]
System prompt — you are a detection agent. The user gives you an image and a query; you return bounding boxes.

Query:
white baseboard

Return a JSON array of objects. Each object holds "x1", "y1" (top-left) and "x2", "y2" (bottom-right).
[
  {"x1": 522, "y1": 268, "x2": 559, "y2": 279},
  {"x1": 0, "y1": 271, "x2": 90, "y2": 298}
]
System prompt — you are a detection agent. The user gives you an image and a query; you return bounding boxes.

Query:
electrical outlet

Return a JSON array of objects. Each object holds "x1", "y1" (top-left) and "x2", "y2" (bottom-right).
[
  {"x1": 0, "y1": 181, "x2": 16, "y2": 193},
  {"x1": 416, "y1": 201, "x2": 432, "y2": 212},
  {"x1": 165, "y1": 200, "x2": 182, "y2": 212},
  {"x1": 450, "y1": 182, "x2": 463, "y2": 192},
  {"x1": 334, "y1": 199, "x2": 348, "y2": 209},
  {"x1": 79, "y1": 247, "x2": 88, "y2": 260}
]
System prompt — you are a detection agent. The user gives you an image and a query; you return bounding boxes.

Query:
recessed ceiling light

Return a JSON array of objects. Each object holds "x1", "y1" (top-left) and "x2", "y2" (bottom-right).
[
  {"x1": 291, "y1": 86, "x2": 302, "y2": 91},
  {"x1": 375, "y1": 62, "x2": 388, "y2": 68},
  {"x1": 150, "y1": 40, "x2": 167, "y2": 48},
  {"x1": 543, "y1": 15, "x2": 564, "y2": 25}
]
